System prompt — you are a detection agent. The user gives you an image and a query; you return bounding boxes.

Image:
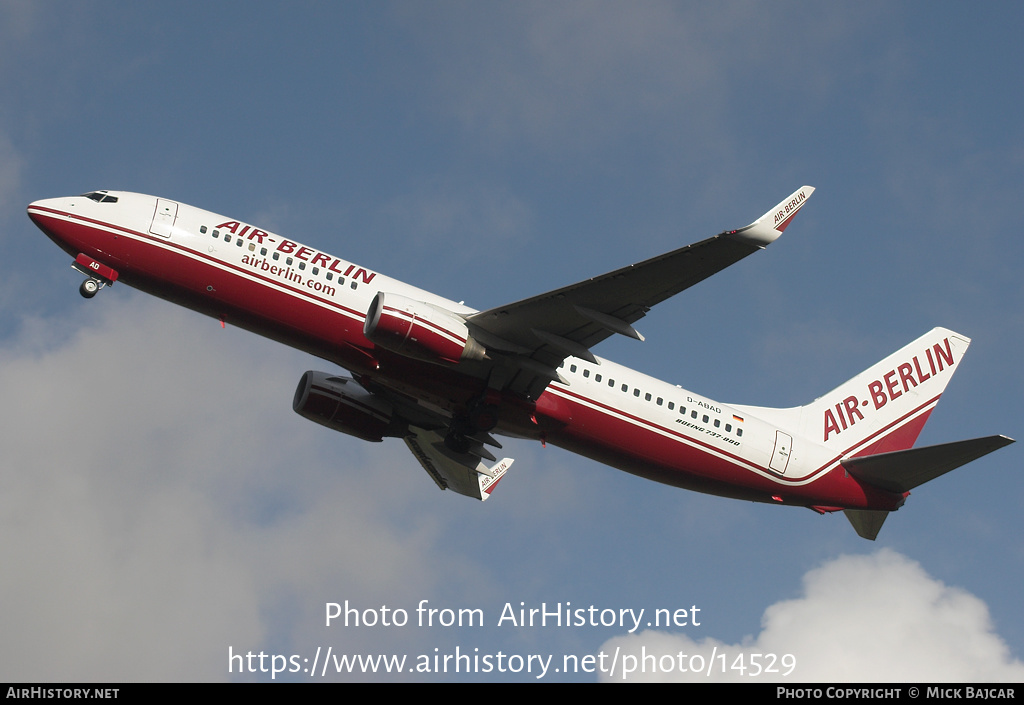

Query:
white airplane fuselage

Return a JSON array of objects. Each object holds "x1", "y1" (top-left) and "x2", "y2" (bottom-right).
[{"x1": 29, "y1": 190, "x2": 1009, "y2": 536}]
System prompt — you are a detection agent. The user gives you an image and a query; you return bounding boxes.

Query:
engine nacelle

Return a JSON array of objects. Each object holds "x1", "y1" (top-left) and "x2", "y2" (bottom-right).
[
  {"x1": 292, "y1": 371, "x2": 403, "y2": 442},
  {"x1": 363, "y1": 292, "x2": 486, "y2": 365}
]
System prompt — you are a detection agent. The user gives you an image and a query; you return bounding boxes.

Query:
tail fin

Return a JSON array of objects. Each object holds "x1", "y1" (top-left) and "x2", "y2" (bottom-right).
[
  {"x1": 797, "y1": 327, "x2": 970, "y2": 457},
  {"x1": 738, "y1": 328, "x2": 1015, "y2": 540}
]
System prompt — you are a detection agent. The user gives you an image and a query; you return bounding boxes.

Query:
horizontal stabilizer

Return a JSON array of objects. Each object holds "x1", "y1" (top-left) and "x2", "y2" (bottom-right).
[
  {"x1": 842, "y1": 435, "x2": 1014, "y2": 494},
  {"x1": 844, "y1": 509, "x2": 890, "y2": 541}
]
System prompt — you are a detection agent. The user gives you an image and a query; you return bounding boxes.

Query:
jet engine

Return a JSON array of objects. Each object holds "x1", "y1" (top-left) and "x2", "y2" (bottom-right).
[
  {"x1": 292, "y1": 372, "x2": 404, "y2": 442},
  {"x1": 363, "y1": 292, "x2": 487, "y2": 365}
]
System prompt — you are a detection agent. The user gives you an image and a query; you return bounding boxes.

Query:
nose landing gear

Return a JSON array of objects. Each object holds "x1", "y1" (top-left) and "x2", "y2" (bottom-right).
[
  {"x1": 79, "y1": 278, "x2": 101, "y2": 298},
  {"x1": 71, "y1": 253, "x2": 119, "y2": 299}
]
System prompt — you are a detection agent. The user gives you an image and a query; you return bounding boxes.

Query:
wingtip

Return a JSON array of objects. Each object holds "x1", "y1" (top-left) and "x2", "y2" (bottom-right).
[{"x1": 728, "y1": 185, "x2": 816, "y2": 247}]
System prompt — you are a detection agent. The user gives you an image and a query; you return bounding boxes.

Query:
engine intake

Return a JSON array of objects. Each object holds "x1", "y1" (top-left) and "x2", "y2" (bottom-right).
[
  {"x1": 292, "y1": 372, "x2": 403, "y2": 442},
  {"x1": 363, "y1": 292, "x2": 486, "y2": 365}
]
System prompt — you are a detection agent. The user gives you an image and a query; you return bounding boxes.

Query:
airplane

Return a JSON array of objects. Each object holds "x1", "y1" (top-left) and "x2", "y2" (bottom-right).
[{"x1": 27, "y1": 186, "x2": 1013, "y2": 540}]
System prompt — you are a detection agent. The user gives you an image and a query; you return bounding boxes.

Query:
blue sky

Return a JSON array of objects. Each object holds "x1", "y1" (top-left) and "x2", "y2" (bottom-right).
[{"x1": 1, "y1": 1, "x2": 1021, "y2": 682}]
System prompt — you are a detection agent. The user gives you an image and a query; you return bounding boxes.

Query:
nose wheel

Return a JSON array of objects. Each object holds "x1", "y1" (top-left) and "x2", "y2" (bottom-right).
[{"x1": 79, "y1": 278, "x2": 102, "y2": 298}]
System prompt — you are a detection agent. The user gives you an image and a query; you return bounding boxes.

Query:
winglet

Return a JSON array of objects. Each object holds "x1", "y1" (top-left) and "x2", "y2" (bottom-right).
[{"x1": 728, "y1": 186, "x2": 815, "y2": 247}]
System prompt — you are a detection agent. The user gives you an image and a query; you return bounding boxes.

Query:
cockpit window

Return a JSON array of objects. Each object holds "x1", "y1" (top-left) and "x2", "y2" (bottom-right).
[{"x1": 81, "y1": 191, "x2": 119, "y2": 204}]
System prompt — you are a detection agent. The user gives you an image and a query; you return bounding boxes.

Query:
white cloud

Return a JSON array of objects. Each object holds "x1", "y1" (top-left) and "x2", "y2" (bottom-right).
[
  {"x1": 599, "y1": 549, "x2": 1024, "y2": 682},
  {"x1": 0, "y1": 298, "x2": 493, "y2": 680}
]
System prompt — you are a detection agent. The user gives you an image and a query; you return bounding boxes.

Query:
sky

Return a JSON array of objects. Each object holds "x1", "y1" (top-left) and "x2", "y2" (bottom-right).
[{"x1": 1, "y1": 1, "x2": 1021, "y2": 683}]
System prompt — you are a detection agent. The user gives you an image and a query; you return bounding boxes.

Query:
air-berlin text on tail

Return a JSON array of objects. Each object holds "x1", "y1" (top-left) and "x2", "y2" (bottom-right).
[
  {"x1": 217, "y1": 220, "x2": 377, "y2": 284},
  {"x1": 823, "y1": 337, "x2": 955, "y2": 442}
]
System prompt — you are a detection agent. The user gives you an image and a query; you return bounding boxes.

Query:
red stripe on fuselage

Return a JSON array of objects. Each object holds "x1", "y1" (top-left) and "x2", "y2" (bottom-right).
[
  {"x1": 34, "y1": 205, "x2": 910, "y2": 510},
  {"x1": 541, "y1": 386, "x2": 904, "y2": 509}
]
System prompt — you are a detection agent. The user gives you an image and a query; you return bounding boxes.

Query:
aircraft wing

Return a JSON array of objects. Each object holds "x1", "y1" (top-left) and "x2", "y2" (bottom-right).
[
  {"x1": 404, "y1": 426, "x2": 513, "y2": 501},
  {"x1": 468, "y1": 186, "x2": 815, "y2": 398}
]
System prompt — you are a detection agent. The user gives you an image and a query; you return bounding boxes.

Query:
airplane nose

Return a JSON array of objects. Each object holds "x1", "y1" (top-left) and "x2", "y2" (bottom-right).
[
  {"x1": 26, "y1": 197, "x2": 77, "y2": 253},
  {"x1": 27, "y1": 197, "x2": 66, "y2": 218},
  {"x1": 28, "y1": 198, "x2": 54, "y2": 226},
  {"x1": 27, "y1": 199, "x2": 49, "y2": 226},
  {"x1": 27, "y1": 196, "x2": 80, "y2": 228}
]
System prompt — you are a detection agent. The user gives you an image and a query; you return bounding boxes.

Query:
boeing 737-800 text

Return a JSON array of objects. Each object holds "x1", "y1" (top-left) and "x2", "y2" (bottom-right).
[{"x1": 27, "y1": 186, "x2": 1012, "y2": 539}]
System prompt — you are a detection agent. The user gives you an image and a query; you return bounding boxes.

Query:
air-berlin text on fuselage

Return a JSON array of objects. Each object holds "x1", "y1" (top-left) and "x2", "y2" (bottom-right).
[
  {"x1": 823, "y1": 337, "x2": 955, "y2": 442},
  {"x1": 216, "y1": 221, "x2": 376, "y2": 284},
  {"x1": 773, "y1": 190, "x2": 808, "y2": 227}
]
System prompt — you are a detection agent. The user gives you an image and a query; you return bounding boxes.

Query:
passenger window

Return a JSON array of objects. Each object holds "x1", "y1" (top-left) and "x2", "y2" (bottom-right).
[
  {"x1": 200, "y1": 226, "x2": 207, "y2": 234},
  {"x1": 633, "y1": 389, "x2": 640, "y2": 397}
]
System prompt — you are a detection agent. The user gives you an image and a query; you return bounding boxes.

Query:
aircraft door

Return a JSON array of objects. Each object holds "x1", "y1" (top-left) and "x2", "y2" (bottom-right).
[
  {"x1": 769, "y1": 431, "x2": 793, "y2": 475},
  {"x1": 150, "y1": 198, "x2": 178, "y2": 238}
]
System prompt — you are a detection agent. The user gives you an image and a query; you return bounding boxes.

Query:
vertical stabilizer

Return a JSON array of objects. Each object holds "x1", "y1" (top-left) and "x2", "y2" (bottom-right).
[{"x1": 797, "y1": 328, "x2": 970, "y2": 458}]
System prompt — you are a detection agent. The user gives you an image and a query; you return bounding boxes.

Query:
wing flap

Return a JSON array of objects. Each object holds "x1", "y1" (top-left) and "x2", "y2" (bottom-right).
[{"x1": 404, "y1": 426, "x2": 513, "y2": 501}]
